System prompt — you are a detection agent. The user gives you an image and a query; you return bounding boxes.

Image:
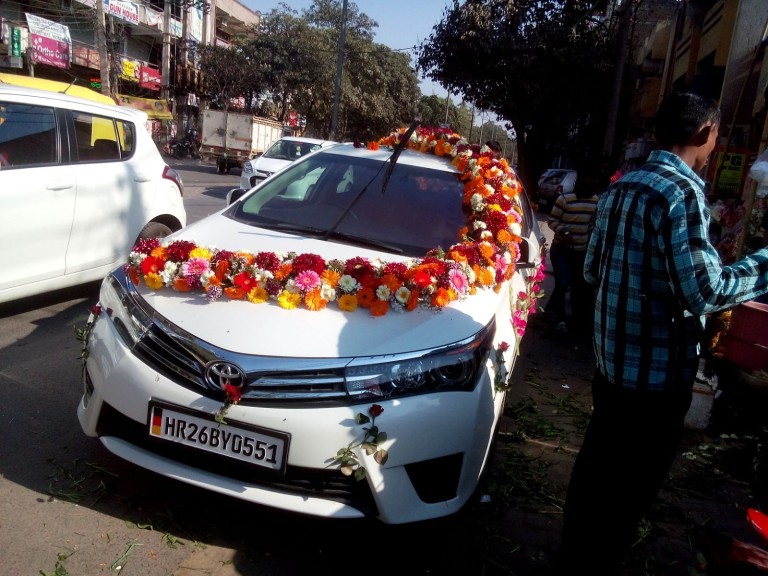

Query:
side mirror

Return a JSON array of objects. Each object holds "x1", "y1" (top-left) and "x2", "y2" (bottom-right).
[
  {"x1": 515, "y1": 235, "x2": 546, "y2": 269},
  {"x1": 226, "y1": 188, "x2": 248, "y2": 205}
]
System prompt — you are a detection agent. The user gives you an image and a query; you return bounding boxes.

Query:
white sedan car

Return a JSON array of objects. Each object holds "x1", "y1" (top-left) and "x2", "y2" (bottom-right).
[
  {"x1": 77, "y1": 129, "x2": 545, "y2": 524},
  {"x1": 239, "y1": 136, "x2": 336, "y2": 189}
]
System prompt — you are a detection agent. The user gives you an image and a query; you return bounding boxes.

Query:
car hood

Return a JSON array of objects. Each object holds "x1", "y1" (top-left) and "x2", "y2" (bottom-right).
[
  {"x1": 251, "y1": 157, "x2": 291, "y2": 175},
  {"x1": 137, "y1": 214, "x2": 502, "y2": 358}
]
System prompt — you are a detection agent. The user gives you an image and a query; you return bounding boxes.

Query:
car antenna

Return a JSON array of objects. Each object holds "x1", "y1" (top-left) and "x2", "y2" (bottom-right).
[{"x1": 381, "y1": 120, "x2": 420, "y2": 194}]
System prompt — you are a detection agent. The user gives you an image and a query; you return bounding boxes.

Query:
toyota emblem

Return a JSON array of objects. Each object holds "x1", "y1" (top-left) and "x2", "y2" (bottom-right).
[{"x1": 205, "y1": 361, "x2": 246, "y2": 391}]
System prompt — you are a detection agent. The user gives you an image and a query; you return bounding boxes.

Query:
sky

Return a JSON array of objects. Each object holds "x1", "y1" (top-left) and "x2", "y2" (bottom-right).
[{"x1": 241, "y1": 0, "x2": 452, "y2": 98}]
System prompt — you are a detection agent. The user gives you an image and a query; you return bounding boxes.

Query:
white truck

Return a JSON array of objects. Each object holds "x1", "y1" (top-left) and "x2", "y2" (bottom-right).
[{"x1": 199, "y1": 109, "x2": 286, "y2": 174}]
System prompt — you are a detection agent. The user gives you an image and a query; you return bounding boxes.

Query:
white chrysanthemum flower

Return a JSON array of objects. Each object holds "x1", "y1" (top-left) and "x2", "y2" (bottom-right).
[
  {"x1": 509, "y1": 221, "x2": 522, "y2": 236},
  {"x1": 129, "y1": 252, "x2": 147, "y2": 266},
  {"x1": 201, "y1": 269, "x2": 215, "y2": 285},
  {"x1": 338, "y1": 274, "x2": 360, "y2": 293},
  {"x1": 473, "y1": 220, "x2": 487, "y2": 231},
  {"x1": 470, "y1": 193, "x2": 485, "y2": 211},
  {"x1": 483, "y1": 183, "x2": 495, "y2": 195},
  {"x1": 252, "y1": 268, "x2": 274, "y2": 282},
  {"x1": 285, "y1": 279, "x2": 300, "y2": 294},
  {"x1": 395, "y1": 286, "x2": 411, "y2": 304},
  {"x1": 320, "y1": 283, "x2": 337, "y2": 301},
  {"x1": 376, "y1": 285, "x2": 392, "y2": 301}
]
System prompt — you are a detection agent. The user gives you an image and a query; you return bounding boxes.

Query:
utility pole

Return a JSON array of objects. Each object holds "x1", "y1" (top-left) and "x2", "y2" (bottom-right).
[
  {"x1": 161, "y1": 0, "x2": 171, "y2": 102},
  {"x1": 329, "y1": 0, "x2": 348, "y2": 140},
  {"x1": 96, "y1": 0, "x2": 111, "y2": 96}
]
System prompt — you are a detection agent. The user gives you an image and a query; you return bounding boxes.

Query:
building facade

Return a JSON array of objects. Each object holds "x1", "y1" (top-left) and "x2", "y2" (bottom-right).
[{"x1": 0, "y1": 0, "x2": 261, "y2": 147}]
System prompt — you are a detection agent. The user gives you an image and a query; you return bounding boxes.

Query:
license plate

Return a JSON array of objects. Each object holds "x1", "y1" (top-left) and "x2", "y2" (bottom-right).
[{"x1": 148, "y1": 401, "x2": 290, "y2": 474}]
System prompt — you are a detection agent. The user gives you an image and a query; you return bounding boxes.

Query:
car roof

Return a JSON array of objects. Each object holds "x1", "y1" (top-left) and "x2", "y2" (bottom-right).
[
  {"x1": 0, "y1": 80, "x2": 147, "y2": 121},
  {"x1": 278, "y1": 136, "x2": 337, "y2": 145},
  {"x1": 318, "y1": 143, "x2": 461, "y2": 173}
]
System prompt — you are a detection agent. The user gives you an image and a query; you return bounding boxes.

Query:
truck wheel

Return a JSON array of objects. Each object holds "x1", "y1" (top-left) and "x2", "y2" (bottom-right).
[{"x1": 217, "y1": 159, "x2": 225, "y2": 174}]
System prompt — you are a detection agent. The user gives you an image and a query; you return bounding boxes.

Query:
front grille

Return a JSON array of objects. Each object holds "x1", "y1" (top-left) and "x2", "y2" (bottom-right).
[
  {"x1": 128, "y1": 305, "x2": 353, "y2": 403},
  {"x1": 96, "y1": 401, "x2": 379, "y2": 516}
]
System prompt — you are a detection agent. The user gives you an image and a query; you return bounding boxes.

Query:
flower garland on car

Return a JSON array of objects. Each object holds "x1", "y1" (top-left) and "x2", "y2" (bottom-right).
[
  {"x1": 126, "y1": 125, "x2": 527, "y2": 319},
  {"x1": 84, "y1": 125, "x2": 546, "y2": 479}
]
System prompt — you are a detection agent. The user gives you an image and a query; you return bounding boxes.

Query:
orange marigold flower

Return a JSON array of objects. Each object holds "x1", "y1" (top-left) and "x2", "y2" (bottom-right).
[
  {"x1": 476, "y1": 266, "x2": 495, "y2": 286},
  {"x1": 370, "y1": 299, "x2": 389, "y2": 316},
  {"x1": 150, "y1": 246, "x2": 167, "y2": 259},
  {"x1": 478, "y1": 242, "x2": 495, "y2": 261},
  {"x1": 405, "y1": 289, "x2": 420, "y2": 311},
  {"x1": 247, "y1": 286, "x2": 269, "y2": 303},
  {"x1": 434, "y1": 140, "x2": 448, "y2": 156},
  {"x1": 321, "y1": 268, "x2": 340, "y2": 287},
  {"x1": 172, "y1": 277, "x2": 192, "y2": 292},
  {"x1": 304, "y1": 288, "x2": 327, "y2": 311},
  {"x1": 356, "y1": 286, "x2": 375, "y2": 308},
  {"x1": 432, "y1": 287, "x2": 452, "y2": 308},
  {"x1": 338, "y1": 294, "x2": 358, "y2": 312},
  {"x1": 207, "y1": 275, "x2": 222, "y2": 287},
  {"x1": 367, "y1": 141, "x2": 380, "y2": 151},
  {"x1": 380, "y1": 273, "x2": 401, "y2": 293},
  {"x1": 497, "y1": 229, "x2": 513, "y2": 245},
  {"x1": 224, "y1": 286, "x2": 246, "y2": 300},
  {"x1": 215, "y1": 259, "x2": 229, "y2": 280},
  {"x1": 275, "y1": 262, "x2": 293, "y2": 281},
  {"x1": 145, "y1": 272, "x2": 163, "y2": 290}
]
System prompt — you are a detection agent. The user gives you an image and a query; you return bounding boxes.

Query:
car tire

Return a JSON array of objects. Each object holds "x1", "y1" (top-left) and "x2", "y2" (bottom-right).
[{"x1": 138, "y1": 221, "x2": 173, "y2": 240}]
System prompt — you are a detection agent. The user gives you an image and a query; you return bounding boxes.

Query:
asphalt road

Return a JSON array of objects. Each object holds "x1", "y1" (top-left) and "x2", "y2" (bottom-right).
[{"x1": 0, "y1": 158, "x2": 506, "y2": 576}]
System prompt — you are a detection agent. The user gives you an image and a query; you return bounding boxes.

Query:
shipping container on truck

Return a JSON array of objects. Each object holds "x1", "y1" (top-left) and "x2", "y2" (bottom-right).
[{"x1": 199, "y1": 109, "x2": 286, "y2": 174}]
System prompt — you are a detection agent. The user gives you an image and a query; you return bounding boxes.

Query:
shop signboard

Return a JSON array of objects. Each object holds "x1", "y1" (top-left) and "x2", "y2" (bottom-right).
[
  {"x1": 25, "y1": 13, "x2": 71, "y2": 69},
  {"x1": 104, "y1": 0, "x2": 140, "y2": 26},
  {"x1": 140, "y1": 65, "x2": 162, "y2": 91},
  {"x1": 707, "y1": 146, "x2": 750, "y2": 195}
]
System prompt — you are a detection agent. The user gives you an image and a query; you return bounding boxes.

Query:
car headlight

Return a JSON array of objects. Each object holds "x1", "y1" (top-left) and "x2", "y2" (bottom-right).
[
  {"x1": 99, "y1": 269, "x2": 154, "y2": 348},
  {"x1": 243, "y1": 162, "x2": 254, "y2": 174},
  {"x1": 344, "y1": 322, "x2": 494, "y2": 400}
]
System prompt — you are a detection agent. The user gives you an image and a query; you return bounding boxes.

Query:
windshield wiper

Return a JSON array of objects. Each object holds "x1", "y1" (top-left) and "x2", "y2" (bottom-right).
[
  {"x1": 325, "y1": 231, "x2": 403, "y2": 254},
  {"x1": 260, "y1": 221, "x2": 326, "y2": 236},
  {"x1": 381, "y1": 120, "x2": 420, "y2": 195}
]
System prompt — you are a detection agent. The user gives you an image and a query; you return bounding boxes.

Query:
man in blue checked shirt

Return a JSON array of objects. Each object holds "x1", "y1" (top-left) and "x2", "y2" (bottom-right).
[{"x1": 554, "y1": 92, "x2": 768, "y2": 574}]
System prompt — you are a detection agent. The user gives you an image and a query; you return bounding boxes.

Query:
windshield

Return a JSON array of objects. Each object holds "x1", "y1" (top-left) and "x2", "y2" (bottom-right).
[
  {"x1": 262, "y1": 139, "x2": 324, "y2": 161},
  {"x1": 227, "y1": 151, "x2": 467, "y2": 257}
]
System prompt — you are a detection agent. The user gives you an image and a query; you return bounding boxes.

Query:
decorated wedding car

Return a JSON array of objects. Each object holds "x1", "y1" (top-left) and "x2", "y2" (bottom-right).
[{"x1": 76, "y1": 125, "x2": 546, "y2": 524}]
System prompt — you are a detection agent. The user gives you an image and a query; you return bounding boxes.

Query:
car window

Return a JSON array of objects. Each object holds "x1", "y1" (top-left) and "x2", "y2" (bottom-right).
[
  {"x1": 0, "y1": 101, "x2": 57, "y2": 169},
  {"x1": 73, "y1": 112, "x2": 132, "y2": 162}
]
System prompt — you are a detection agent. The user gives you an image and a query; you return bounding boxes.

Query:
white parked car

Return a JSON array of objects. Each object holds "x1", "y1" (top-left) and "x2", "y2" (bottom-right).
[
  {"x1": 78, "y1": 131, "x2": 545, "y2": 524},
  {"x1": 0, "y1": 83, "x2": 186, "y2": 303},
  {"x1": 537, "y1": 168, "x2": 577, "y2": 212},
  {"x1": 239, "y1": 136, "x2": 336, "y2": 189}
]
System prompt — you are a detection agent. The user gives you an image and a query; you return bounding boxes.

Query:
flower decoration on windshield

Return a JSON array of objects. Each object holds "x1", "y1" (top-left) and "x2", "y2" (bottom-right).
[{"x1": 126, "y1": 126, "x2": 528, "y2": 320}]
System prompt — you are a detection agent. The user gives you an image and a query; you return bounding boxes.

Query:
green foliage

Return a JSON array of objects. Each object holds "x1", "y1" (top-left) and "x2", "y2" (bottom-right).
[{"x1": 417, "y1": 0, "x2": 617, "y2": 188}]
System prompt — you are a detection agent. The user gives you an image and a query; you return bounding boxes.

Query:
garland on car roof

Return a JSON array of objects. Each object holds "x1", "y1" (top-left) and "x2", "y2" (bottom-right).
[{"x1": 126, "y1": 125, "x2": 541, "y2": 322}]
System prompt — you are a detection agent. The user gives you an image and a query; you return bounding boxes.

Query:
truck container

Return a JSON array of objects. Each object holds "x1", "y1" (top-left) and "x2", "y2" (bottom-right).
[{"x1": 199, "y1": 109, "x2": 286, "y2": 174}]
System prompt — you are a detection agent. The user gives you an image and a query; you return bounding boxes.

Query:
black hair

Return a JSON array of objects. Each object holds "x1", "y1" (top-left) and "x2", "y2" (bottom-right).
[{"x1": 654, "y1": 92, "x2": 721, "y2": 147}]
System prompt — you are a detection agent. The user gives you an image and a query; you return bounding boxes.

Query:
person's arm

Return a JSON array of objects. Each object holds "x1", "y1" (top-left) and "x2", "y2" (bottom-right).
[{"x1": 665, "y1": 185, "x2": 768, "y2": 315}]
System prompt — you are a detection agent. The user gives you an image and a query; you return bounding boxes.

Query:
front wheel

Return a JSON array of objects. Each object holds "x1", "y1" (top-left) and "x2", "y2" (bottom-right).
[{"x1": 138, "y1": 221, "x2": 173, "y2": 240}]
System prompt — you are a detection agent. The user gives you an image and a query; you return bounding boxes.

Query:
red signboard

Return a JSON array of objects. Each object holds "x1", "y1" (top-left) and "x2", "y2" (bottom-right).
[
  {"x1": 140, "y1": 65, "x2": 162, "y2": 91},
  {"x1": 30, "y1": 34, "x2": 70, "y2": 68}
]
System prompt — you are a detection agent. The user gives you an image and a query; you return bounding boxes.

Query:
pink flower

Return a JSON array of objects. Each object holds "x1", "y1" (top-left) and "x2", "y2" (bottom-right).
[
  {"x1": 181, "y1": 257, "x2": 210, "y2": 278},
  {"x1": 295, "y1": 270, "x2": 321, "y2": 292},
  {"x1": 448, "y1": 268, "x2": 469, "y2": 293}
]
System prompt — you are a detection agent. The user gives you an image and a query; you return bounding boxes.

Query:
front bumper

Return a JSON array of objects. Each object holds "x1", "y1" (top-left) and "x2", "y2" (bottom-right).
[{"x1": 77, "y1": 309, "x2": 506, "y2": 524}]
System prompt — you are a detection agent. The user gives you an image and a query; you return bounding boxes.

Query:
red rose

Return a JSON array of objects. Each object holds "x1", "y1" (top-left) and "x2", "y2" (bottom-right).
[{"x1": 369, "y1": 404, "x2": 384, "y2": 418}]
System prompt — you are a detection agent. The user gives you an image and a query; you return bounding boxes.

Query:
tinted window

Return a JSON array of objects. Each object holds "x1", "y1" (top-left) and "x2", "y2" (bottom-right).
[
  {"x1": 73, "y1": 112, "x2": 133, "y2": 162},
  {"x1": 0, "y1": 102, "x2": 56, "y2": 169}
]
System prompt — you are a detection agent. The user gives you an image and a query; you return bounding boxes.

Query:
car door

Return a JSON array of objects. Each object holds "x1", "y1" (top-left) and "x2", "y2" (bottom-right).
[
  {"x1": 65, "y1": 110, "x2": 137, "y2": 274},
  {"x1": 0, "y1": 101, "x2": 75, "y2": 291}
]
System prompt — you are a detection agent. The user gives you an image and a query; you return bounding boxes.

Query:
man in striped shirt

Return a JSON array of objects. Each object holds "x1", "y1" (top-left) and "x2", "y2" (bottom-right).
[
  {"x1": 556, "y1": 92, "x2": 768, "y2": 574},
  {"x1": 545, "y1": 176, "x2": 599, "y2": 334}
]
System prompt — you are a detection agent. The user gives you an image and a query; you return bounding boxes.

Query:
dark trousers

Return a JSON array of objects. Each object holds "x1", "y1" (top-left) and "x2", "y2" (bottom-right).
[
  {"x1": 556, "y1": 370, "x2": 694, "y2": 574},
  {"x1": 546, "y1": 244, "x2": 592, "y2": 329}
]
